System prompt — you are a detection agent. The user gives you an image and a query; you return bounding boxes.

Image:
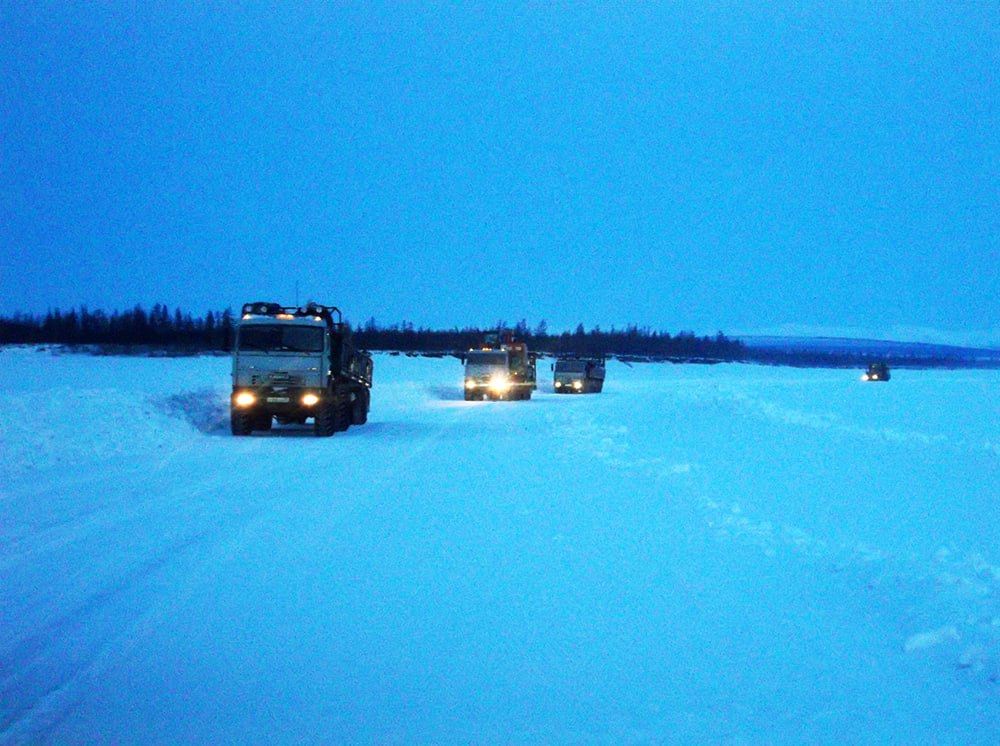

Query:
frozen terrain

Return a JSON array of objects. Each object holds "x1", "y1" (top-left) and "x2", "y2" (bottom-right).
[{"x1": 1, "y1": 347, "x2": 998, "y2": 743}]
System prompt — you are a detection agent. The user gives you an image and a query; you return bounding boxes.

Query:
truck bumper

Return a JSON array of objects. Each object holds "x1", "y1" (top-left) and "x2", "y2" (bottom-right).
[
  {"x1": 231, "y1": 386, "x2": 326, "y2": 416},
  {"x1": 464, "y1": 382, "x2": 535, "y2": 400}
]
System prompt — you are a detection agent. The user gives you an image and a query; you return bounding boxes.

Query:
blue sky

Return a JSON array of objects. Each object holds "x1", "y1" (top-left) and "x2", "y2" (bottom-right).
[{"x1": 2, "y1": 2, "x2": 997, "y2": 339}]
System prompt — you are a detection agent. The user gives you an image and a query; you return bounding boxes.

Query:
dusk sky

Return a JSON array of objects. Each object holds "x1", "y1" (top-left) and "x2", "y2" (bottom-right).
[{"x1": 3, "y1": 2, "x2": 997, "y2": 340}]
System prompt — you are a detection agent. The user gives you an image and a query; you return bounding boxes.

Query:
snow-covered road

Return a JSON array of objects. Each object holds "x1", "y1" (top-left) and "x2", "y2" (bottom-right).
[{"x1": 1, "y1": 348, "x2": 998, "y2": 742}]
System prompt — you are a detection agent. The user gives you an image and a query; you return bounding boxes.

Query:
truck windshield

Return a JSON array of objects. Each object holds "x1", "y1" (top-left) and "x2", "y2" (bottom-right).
[
  {"x1": 466, "y1": 351, "x2": 507, "y2": 366},
  {"x1": 555, "y1": 361, "x2": 587, "y2": 373},
  {"x1": 238, "y1": 325, "x2": 324, "y2": 353}
]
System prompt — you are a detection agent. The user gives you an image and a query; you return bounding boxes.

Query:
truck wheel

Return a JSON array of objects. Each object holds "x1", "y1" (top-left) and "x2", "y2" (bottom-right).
[
  {"x1": 231, "y1": 409, "x2": 254, "y2": 436},
  {"x1": 313, "y1": 401, "x2": 336, "y2": 437},
  {"x1": 351, "y1": 390, "x2": 369, "y2": 425},
  {"x1": 333, "y1": 398, "x2": 351, "y2": 432}
]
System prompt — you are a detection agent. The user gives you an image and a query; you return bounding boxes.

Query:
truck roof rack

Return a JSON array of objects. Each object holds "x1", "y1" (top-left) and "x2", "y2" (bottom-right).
[{"x1": 240, "y1": 301, "x2": 344, "y2": 328}]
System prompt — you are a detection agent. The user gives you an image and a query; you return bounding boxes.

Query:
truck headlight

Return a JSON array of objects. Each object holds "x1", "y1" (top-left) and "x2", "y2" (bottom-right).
[
  {"x1": 555, "y1": 381, "x2": 562, "y2": 388},
  {"x1": 301, "y1": 393, "x2": 320, "y2": 406},
  {"x1": 489, "y1": 375, "x2": 511, "y2": 393},
  {"x1": 572, "y1": 380, "x2": 583, "y2": 390},
  {"x1": 234, "y1": 392, "x2": 256, "y2": 407},
  {"x1": 465, "y1": 379, "x2": 478, "y2": 390}
]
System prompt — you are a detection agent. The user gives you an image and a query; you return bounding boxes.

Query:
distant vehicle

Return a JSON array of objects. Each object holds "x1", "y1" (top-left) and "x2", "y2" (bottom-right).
[
  {"x1": 463, "y1": 331, "x2": 537, "y2": 401},
  {"x1": 230, "y1": 302, "x2": 373, "y2": 436},
  {"x1": 553, "y1": 356, "x2": 605, "y2": 393},
  {"x1": 862, "y1": 362, "x2": 891, "y2": 382}
]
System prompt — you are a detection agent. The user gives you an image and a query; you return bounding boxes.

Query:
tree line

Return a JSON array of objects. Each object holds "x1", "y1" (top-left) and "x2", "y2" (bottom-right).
[
  {"x1": 0, "y1": 305, "x2": 746, "y2": 360},
  {"x1": 353, "y1": 317, "x2": 747, "y2": 361},
  {"x1": 5, "y1": 305, "x2": 986, "y2": 368},
  {"x1": 0, "y1": 305, "x2": 234, "y2": 350}
]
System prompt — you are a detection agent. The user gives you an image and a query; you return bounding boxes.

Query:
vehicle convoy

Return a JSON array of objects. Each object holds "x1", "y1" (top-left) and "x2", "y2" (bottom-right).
[
  {"x1": 553, "y1": 356, "x2": 606, "y2": 393},
  {"x1": 862, "y1": 362, "x2": 891, "y2": 382},
  {"x1": 463, "y1": 331, "x2": 537, "y2": 401},
  {"x1": 230, "y1": 302, "x2": 373, "y2": 436}
]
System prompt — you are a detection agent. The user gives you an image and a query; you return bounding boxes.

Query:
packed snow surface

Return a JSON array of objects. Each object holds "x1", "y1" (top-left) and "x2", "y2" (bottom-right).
[{"x1": 1, "y1": 348, "x2": 998, "y2": 743}]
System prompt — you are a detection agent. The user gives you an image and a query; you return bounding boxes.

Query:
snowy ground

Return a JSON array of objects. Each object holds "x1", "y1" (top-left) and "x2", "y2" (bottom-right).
[{"x1": 1, "y1": 347, "x2": 998, "y2": 743}]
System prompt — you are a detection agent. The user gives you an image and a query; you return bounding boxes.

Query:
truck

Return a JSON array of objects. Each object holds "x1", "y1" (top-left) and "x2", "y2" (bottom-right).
[
  {"x1": 862, "y1": 361, "x2": 891, "y2": 382},
  {"x1": 230, "y1": 302, "x2": 373, "y2": 436},
  {"x1": 553, "y1": 356, "x2": 606, "y2": 393},
  {"x1": 463, "y1": 331, "x2": 537, "y2": 401}
]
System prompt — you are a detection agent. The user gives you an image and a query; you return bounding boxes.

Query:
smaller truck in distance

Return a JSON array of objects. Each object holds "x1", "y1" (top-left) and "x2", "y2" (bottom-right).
[
  {"x1": 231, "y1": 302, "x2": 373, "y2": 436},
  {"x1": 862, "y1": 362, "x2": 891, "y2": 382},
  {"x1": 553, "y1": 356, "x2": 606, "y2": 393},
  {"x1": 463, "y1": 331, "x2": 537, "y2": 401}
]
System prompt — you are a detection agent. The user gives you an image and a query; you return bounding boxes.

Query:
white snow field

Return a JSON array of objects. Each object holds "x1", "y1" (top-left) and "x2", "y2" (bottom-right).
[{"x1": 1, "y1": 347, "x2": 998, "y2": 743}]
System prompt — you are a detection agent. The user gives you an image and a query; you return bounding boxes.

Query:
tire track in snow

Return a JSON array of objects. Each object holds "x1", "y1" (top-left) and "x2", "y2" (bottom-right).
[
  {"x1": 0, "y1": 433, "x2": 311, "y2": 740},
  {"x1": 266, "y1": 390, "x2": 482, "y2": 557},
  {"x1": 712, "y1": 386, "x2": 1000, "y2": 459},
  {"x1": 0, "y1": 388, "x2": 231, "y2": 565},
  {"x1": 0, "y1": 432, "x2": 271, "y2": 577},
  {"x1": 541, "y1": 389, "x2": 1000, "y2": 688},
  {"x1": 0, "y1": 523, "x2": 221, "y2": 738},
  {"x1": 3, "y1": 386, "x2": 486, "y2": 741}
]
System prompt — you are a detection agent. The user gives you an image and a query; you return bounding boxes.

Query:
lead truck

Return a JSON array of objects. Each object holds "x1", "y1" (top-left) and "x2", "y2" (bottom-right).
[{"x1": 230, "y1": 302, "x2": 373, "y2": 436}]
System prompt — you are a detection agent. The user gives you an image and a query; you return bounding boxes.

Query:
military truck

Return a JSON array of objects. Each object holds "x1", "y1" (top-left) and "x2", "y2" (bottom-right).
[
  {"x1": 230, "y1": 302, "x2": 373, "y2": 436},
  {"x1": 463, "y1": 331, "x2": 537, "y2": 401},
  {"x1": 862, "y1": 362, "x2": 891, "y2": 382},
  {"x1": 553, "y1": 356, "x2": 606, "y2": 393}
]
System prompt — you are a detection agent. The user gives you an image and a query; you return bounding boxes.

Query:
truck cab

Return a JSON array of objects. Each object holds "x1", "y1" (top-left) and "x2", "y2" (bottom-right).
[
  {"x1": 463, "y1": 332, "x2": 537, "y2": 401},
  {"x1": 553, "y1": 356, "x2": 606, "y2": 393},
  {"x1": 463, "y1": 349, "x2": 511, "y2": 400},
  {"x1": 862, "y1": 362, "x2": 891, "y2": 382},
  {"x1": 231, "y1": 302, "x2": 372, "y2": 436}
]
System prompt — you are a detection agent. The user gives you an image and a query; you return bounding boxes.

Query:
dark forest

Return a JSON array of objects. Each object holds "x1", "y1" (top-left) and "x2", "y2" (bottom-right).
[
  {"x1": 1, "y1": 305, "x2": 993, "y2": 369},
  {"x1": 0, "y1": 305, "x2": 744, "y2": 361}
]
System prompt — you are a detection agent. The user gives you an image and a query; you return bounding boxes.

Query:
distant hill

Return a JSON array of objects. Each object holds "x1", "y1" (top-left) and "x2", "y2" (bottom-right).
[{"x1": 742, "y1": 336, "x2": 1000, "y2": 367}]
